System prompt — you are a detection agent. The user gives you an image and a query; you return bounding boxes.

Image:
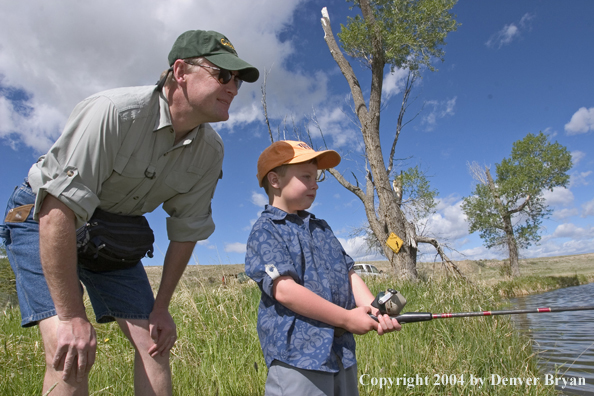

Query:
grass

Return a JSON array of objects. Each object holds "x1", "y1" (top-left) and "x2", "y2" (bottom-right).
[
  {"x1": 3, "y1": 253, "x2": 592, "y2": 394},
  {"x1": 0, "y1": 255, "x2": 17, "y2": 310},
  {"x1": 1, "y1": 271, "x2": 567, "y2": 395}
]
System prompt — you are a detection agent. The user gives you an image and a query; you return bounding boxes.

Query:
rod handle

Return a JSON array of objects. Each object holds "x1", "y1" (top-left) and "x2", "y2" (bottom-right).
[{"x1": 370, "y1": 312, "x2": 433, "y2": 324}]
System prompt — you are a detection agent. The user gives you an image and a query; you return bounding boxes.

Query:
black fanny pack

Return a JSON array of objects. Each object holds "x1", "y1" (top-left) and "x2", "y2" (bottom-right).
[{"x1": 76, "y1": 208, "x2": 154, "y2": 272}]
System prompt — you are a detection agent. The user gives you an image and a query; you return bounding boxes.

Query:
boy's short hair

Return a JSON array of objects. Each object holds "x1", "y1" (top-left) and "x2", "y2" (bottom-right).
[{"x1": 257, "y1": 140, "x2": 341, "y2": 188}]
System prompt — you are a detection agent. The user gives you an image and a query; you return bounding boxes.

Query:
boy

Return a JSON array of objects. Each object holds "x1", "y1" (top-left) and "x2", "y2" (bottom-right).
[{"x1": 245, "y1": 140, "x2": 400, "y2": 396}]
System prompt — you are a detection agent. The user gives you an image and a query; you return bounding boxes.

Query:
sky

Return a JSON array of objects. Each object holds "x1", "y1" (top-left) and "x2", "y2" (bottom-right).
[{"x1": 1, "y1": 0, "x2": 593, "y2": 267}]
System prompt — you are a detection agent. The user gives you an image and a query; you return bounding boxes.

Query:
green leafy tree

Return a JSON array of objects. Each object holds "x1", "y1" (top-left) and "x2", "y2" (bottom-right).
[
  {"x1": 361, "y1": 165, "x2": 438, "y2": 254},
  {"x1": 320, "y1": 0, "x2": 458, "y2": 279},
  {"x1": 461, "y1": 132, "x2": 573, "y2": 277}
]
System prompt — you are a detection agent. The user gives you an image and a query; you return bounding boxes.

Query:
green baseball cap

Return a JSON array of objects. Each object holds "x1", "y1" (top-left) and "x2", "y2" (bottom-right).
[{"x1": 168, "y1": 30, "x2": 259, "y2": 83}]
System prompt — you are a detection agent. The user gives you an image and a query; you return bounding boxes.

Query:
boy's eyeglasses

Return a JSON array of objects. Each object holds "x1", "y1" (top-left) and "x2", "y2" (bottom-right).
[{"x1": 184, "y1": 60, "x2": 243, "y2": 89}]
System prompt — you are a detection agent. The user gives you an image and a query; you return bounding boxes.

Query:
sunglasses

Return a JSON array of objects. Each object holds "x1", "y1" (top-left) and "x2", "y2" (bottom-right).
[{"x1": 184, "y1": 60, "x2": 243, "y2": 89}]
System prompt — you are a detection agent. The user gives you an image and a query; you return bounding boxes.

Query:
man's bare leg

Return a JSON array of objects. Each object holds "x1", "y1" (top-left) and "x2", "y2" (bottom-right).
[
  {"x1": 39, "y1": 316, "x2": 90, "y2": 396},
  {"x1": 117, "y1": 318, "x2": 172, "y2": 396}
]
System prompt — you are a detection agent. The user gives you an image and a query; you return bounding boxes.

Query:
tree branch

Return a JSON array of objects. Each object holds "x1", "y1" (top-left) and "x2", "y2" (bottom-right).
[
  {"x1": 321, "y1": 8, "x2": 369, "y2": 126},
  {"x1": 509, "y1": 195, "x2": 531, "y2": 214},
  {"x1": 327, "y1": 168, "x2": 364, "y2": 201},
  {"x1": 387, "y1": 72, "x2": 416, "y2": 175},
  {"x1": 415, "y1": 236, "x2": 490, "y2": 299},
  {"x1": 260, "y1": 68, "x2": 274, "y2": 144}
]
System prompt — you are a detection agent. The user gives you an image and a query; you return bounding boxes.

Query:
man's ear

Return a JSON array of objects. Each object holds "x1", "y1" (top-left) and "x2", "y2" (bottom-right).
[
  {"x1": 172, "y1": 59, "x2": 188, "y2": 85},
  {"x1": 267, "y1": 172, "x2": 280, "y2": 189}
]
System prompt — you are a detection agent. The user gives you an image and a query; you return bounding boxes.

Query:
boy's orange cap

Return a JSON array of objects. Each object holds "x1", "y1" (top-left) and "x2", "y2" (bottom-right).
[{"x1": 257, "y1": 140, "x2": 341, "y2": 187}]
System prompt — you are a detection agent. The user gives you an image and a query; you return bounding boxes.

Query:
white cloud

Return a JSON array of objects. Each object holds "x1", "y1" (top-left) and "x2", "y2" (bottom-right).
[
  {"x1": 421, "y1": 97, "x2": 457, "y2": 131},
  {"x1": 486, "y1": 13, "x2": 534, "y2": 49},
  {"x1": 251, "y1": 191, "x2": 268, "y2": 207},
  {"x1": 487, "y1": 24, "x2": 519, "y2": 48},
  {"x1": 570, "y1": 171, "x2": 592, "y2": 187},
  {"x1": 382, "y1": 68, "x2": 409, "y2": 101},
  {"x1": 224, "y1": 242, "x2": 246, "y2": 254},
  {"x1": 542, "y1": 187, "x2": 574, "y2": 207},
  {"x1": 0, "y1": 0, "x2": 322, "y2": 153},
  {"x1": 305, "y1": 104, "x2": 362, "y2": 151},
  {"x1": 542, "y1": 127, "x2": 558, "y2": 139},
  {"x1": 565, "y1": 107, "x2": 594, "y2": 135},
  {"x1": 450, "y1": 245, "x2": 501, "y2": 261},
  {"x1": 0, "y1": 96, "x2": 65, "y2": 152},
  {"x1": 549, "y1": 223, "x2": 594, "y2": 239},
  {"x1": 571, "y1": 150, "x2": 586, "y2": 166},
  {"x1": 583, "y1": 199, "x2": 594, "y2": 217},
  {"x1": 425, "y1": 199, "x2": 469, "y2": 241},
  {"x1": 338, "y1": 236, "x2": 383, "y2": 262},
  {"x1": 552, "y1": 207, "x2": 579, "y2": 220},
  {"x1": 522, "y1": 237, "x2": 594, "y2": 259}
]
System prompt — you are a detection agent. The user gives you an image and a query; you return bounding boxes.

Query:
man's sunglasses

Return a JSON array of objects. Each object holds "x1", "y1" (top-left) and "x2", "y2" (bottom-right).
[{"x1": 184, "y1": 60, "x2": 243, "y2": 89}]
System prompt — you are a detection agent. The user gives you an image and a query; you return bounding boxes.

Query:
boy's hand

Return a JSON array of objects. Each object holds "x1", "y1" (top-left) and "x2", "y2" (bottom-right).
[
  {"x1": 343, "y1": 306, "x2": 381, "y2": 335},
  {"x1": 375, "y1": 313, "x2": 401, "y2": 335}
]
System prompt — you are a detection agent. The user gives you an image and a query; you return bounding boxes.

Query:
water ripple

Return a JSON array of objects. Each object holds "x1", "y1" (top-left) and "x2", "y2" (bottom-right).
[{"x1": 510, "y1": 282, "x2": 594, "y2": 395}]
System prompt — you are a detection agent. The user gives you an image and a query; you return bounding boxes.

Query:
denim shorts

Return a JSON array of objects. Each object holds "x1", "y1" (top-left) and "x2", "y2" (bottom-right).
[{"x1": 0, "y1": 182, "x2": 155, "y2": 327}]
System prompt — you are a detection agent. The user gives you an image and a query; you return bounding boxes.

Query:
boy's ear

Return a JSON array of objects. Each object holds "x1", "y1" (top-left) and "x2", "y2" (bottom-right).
[{"x1": 267, "y1": 171, "x2": 280, "y2": 189}]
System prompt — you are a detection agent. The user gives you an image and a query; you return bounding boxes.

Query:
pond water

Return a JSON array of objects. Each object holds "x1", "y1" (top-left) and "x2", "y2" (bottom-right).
[{"x1": 510, "y1": 282, "x2": 594, "y2": 395}]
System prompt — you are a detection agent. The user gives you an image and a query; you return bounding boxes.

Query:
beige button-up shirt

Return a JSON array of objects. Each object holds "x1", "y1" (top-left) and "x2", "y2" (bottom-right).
[{"x1": 28, "y1": 85, "x2": 224, "y2": 242}]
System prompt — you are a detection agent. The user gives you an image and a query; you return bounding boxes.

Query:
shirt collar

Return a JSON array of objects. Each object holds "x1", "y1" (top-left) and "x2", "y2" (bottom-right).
[
  {"x1": 155, "y1": 88, "x2": 173, "y2": 132},
  {"x1": 154, "y1": 87, "x2": 200, "y2": 146},
  {"x1": 263, "y1": 204, "x2": 316, "y2": 222}
]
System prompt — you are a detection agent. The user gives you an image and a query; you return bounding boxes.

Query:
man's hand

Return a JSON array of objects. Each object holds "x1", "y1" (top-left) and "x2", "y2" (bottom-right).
[
  {"x1": 53, "y1": 317, "x2": 97, "y2": 382},
  {"x1": 148, "y1": 308, "x2": 177, "y2": 358}
]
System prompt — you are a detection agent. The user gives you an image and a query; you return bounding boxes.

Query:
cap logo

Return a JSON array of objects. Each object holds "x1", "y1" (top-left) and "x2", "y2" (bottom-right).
[
  {"x1": 220, "y1": 38, "x2": 235, "y2": 51},
  {"x1": 297, "y1": 143, "x2": 312, "y2": 150}
]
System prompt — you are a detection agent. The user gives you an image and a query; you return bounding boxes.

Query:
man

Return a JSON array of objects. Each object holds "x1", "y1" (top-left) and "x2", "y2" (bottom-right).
[{"x1": 0, "y1": 30, "x2": 259, "y2": 395}]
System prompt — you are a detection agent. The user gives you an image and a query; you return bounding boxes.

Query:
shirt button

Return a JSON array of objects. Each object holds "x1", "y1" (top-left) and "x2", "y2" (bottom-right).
[{"x1": 66, "y1": 170, "x2": 74, "y2": 177}]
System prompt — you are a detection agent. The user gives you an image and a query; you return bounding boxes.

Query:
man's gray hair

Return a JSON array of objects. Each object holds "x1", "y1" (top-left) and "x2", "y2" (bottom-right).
[{"x1": 159, "y1": 56, "x2": 206, "y2": 87}]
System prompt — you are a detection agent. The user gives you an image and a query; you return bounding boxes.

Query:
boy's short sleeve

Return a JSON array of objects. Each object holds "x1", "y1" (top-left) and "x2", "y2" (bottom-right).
[
  {"x1": 245, "y1": 220, "x2": 300, "y2": 299},
  {"x1": 344, "y1": 250, "x2": 355, "y2": 273}
]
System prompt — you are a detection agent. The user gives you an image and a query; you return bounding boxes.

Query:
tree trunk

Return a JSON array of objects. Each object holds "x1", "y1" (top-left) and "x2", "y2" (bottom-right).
[
  {"x1": 503, "y1": 214, "x2": 521, "y2": 277},
  {"x1": 321, "y1": 6, "x2": 418, "y2": 280},
  {"x1": 485, "y1": 168, "x2": 521, "y2": 277}
]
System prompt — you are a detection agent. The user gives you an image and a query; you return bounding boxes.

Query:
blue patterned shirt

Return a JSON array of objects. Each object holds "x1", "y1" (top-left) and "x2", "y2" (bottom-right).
[{"x1": 245, "y1": 205, "x2": 357, "y2": 372}]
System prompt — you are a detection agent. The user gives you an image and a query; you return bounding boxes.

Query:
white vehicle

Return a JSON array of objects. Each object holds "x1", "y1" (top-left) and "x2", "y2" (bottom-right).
[{"x1": 353, "y1": 263, "x2": 384, "y2": 277}]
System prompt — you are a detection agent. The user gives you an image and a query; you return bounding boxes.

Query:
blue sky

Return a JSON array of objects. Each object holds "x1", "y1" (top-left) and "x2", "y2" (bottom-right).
[{"x1": 1, "y1": 0, "x2": 593, "y2": 267}]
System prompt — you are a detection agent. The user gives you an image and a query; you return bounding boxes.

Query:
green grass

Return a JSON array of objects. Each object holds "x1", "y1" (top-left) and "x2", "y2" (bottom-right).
[
  {"x1": 494, "y1": 274, "x2": 590, "y2": 297},
  {"x1": 0, "y1": 256, "x2": 17, "y2": 309},
  {"x1": 0, "y1": 276, "x2": 561, "y2": 395}
]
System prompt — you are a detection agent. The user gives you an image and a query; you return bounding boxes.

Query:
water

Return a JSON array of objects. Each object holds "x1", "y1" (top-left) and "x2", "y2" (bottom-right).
[{"x1": 510, "y1": 282, "x2": 594, "y2": 395}]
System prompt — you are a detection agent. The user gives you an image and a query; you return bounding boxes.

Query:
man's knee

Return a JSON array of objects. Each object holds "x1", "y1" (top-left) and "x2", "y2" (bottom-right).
[
  {"x1": 38, "y1": 316, "x2": 59, "y2": 363},
  {"x1": 117, "y1": 319, "x2": 156, "y2": 352}
]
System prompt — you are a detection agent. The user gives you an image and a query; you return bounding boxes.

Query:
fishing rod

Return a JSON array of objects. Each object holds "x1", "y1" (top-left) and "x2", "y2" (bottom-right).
[{"x1": 370, "y1": 289, "x2": 594, "y2": 324}]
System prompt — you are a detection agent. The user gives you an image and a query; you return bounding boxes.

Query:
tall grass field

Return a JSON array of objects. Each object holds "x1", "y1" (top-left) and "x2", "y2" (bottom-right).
[{"x1": 0, "y1": 271, "x2": 563, "y2": 395}]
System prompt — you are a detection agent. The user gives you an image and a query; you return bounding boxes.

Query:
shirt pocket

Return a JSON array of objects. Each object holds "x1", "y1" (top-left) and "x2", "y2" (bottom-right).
[
  {"x1": 99, "y1": 156, "x2": 149, "y2": 204},
  {"x1": 164, "y1": 166, "x2": 205, "y2": 193}
]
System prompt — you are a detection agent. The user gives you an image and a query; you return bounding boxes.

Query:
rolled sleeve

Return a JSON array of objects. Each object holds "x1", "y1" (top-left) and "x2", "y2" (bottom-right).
[
  {"x1": 166, "y1": 209, "x2": 215, "y2": 242},
  {"x1": 162, "y1": 130, "x2": 224, "y2": 242},
  {"x1": 31, "y1": 166, "x2": 100, "y2": 228},
  {"x1": 245, "y1": 222, "x2": 300, "y2": 299}
]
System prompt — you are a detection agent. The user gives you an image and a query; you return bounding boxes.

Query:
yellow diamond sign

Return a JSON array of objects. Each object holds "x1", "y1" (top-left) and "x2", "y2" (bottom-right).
[{"x1": 386, "y1": 232, "x2": 403, "y2": 253}]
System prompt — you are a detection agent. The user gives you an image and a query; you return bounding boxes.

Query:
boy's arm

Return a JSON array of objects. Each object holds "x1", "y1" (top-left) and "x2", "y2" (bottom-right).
[
  {"x1": 349, "y1": 271, "x2": 377, "y2": 310},
  {"x1": 348, "y1": 270, "x2": 402, "y2": 335},
  {"x1": 273, "y1": 276, "x2": 379, "y2": 335}
]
